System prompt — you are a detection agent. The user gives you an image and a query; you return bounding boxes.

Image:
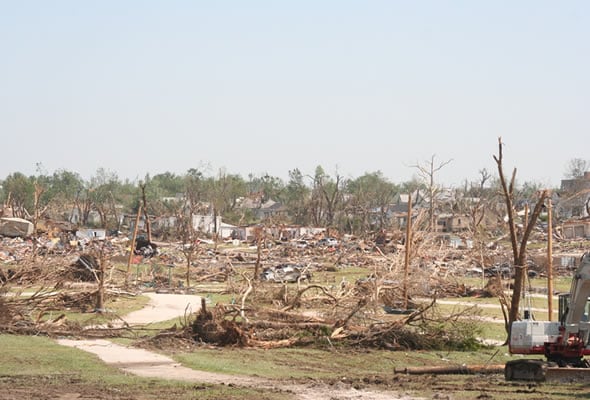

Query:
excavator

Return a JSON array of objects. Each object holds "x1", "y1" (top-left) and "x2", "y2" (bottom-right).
[{"x1": 506, "y1": 252, "x2": 590, "y2": 381}]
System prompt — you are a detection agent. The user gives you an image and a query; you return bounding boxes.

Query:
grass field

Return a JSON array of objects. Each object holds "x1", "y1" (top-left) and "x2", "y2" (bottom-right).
[{"x1": 3, "y1": 333, "x2": 590, "y2": 399}]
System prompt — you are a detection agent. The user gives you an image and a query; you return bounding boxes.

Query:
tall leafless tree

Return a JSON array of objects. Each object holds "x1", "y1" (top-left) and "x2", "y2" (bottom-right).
[
  {"x1": 411, "y1": 155, "x2": 453, "y2": 231},
  {"x1": 564, "y1": 158, "x2": 589, "y2": 179},
  {"x1": 31, "y1": 182, "x2": 46, "y2": 260},
  {"x1": 493, "y1": 137, "x2": 548, "y2": 337}
]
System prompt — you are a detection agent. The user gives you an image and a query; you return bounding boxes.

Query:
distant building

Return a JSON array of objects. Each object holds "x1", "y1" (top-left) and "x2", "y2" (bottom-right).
[
  {"x1": 560, "y1": 219, "x2": 590, "y2": 239},
  {"x1": 436, "y1": 213, "x2": 470, "y2": 233},
  {"x1": 558, "y1": 172, "x2": 590, "y2": 218}
]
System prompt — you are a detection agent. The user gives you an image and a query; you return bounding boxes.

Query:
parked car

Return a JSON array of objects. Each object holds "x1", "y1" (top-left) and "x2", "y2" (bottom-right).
[
  {"x1": 260, "y1": 264, "x2": 311, "y2": 283},
  {"x1": 484, "y1": 264, "x2": 512, "y2": 278},
  {"x1": 317, "y1": 237, "x2": 339, "y2": 247},
  {"x1": 484, "y1": 262, "x2": 538, "y2": 279},
  {"x1": 291, "y1": 240, "x2": 310, "y2": 249}
]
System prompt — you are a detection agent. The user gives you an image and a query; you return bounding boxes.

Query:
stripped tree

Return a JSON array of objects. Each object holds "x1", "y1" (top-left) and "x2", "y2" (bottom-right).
[
  {"x1": 493, "y1": 137, "x2": 548, "y2": 337},
  {"x1": 411, "y1": 155, "x2": 453, "y2": 231}
]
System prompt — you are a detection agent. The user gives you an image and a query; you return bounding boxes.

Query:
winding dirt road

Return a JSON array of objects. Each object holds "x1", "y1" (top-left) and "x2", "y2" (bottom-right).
[{"x1": 58, "y1": 292, "x2": 421, "y2": 400}]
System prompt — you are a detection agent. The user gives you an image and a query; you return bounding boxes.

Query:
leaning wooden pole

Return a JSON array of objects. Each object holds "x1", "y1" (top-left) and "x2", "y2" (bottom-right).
[
  {"x1": 404, "y1": 193, "x2": 413, "y2": 309},
  {"x1": 126, "y1": 204, "x2": 142, "y2": 282},
  {"x1": 547, "y1": 197, "x2": 554, "y2": 321},
  {"x1": 95, "y1": 245, "x2": 106, "y2": 313}
]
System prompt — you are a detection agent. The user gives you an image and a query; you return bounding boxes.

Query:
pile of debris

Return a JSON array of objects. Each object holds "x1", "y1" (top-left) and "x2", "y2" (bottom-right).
[
  {"x1": 69, "y1": 254, "x2": 101, "y2": 282},
  {"x1": 186, "y1": 288, "x2": 481, "y2": 352},
  {"x1": 0, "y1": 288, "x2": 84, "y2": 336}
]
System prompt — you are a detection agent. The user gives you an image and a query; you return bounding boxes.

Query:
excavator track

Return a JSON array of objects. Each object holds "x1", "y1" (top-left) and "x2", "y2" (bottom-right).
[
  {"x1": 505, "y1": 360, "x2": 549, "y2": 381},
  {"x1": 505, "y1": 360, "x2": 590, "y2": 382}
]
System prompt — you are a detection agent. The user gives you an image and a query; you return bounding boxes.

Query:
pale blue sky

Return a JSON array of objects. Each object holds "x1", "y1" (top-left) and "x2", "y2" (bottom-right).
[{"x1": 1, "y1": 1, "x2": 588, "y2": 187}]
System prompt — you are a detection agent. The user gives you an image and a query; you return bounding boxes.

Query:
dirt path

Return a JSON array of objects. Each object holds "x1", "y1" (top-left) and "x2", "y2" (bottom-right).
[
  {"x1": 58, "y1": 292, "x2": 420, "y2": 400},
  {"x1": 123, "y1": 292, "x2": 202, "y2": 325},
  {"x1": 57, "y1": 338, "x2": 270, "y2": 387}
]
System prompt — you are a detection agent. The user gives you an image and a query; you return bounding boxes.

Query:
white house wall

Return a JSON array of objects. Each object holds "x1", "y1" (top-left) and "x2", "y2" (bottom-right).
[{"x1": 192, "y1": 214, "x2": 222, "y2": 235}]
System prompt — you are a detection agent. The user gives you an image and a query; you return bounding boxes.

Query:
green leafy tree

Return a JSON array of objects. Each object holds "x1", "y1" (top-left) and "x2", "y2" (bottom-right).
[
  {"x1": 310, "y1": 166, "x2": 345, "y2": 230},
  {"x1": 247, "y1": 173, "x2": 284, "y2": 202},
  {"x1": 2, "y1": 172, "x2": 35, "y2": 217},
  {"x1": 41, "y1": 169, "x2": 85, "y2": 220},
  {"x1": 87, "y1": 168, "x2": 123, "y2": 229},
  {"x1": 345, "y1": 171, "x2": 398, "y2": 235},
  {"x1": 282, "y1": 168, "x2": 311, "y2": 225},
  {"x1": 206, "y1": 170, "x2": 248, "y2": 230}
]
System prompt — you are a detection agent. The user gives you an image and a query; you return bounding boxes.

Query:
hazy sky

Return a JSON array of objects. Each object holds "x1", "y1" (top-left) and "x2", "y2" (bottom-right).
[{"x1": 1, "y1": 1, "x2": 588, "y2": 188}]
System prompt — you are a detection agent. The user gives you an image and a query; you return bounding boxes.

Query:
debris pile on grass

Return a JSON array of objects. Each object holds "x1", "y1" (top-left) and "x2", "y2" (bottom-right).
[
  {"x1": 0, "y1": 288, "x2": 78, "y2": 335},
  {"x1": 184, "y1": 276, "x2": 484, "y2": 352},
  {"x1": 69, "y1": 254, "x2": 100, "y2": 282}
]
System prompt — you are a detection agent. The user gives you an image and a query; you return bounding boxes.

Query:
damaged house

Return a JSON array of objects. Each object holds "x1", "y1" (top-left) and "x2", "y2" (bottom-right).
[
  {"x1": 238, "y1": 195, "x2": 288, "y2": 221},
  {"x1": 558, "y1": 171, "x2": 590, "y2": 218},
  {"x1": 560, "y1": 218, "x2": 590, "y2": 240}
]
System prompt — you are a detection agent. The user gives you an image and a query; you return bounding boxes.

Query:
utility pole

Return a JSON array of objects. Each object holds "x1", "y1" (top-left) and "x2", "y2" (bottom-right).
[
  {"x1": 127, "y1": 204, "x2": 142, "y2": 283},
  {"x1": 547, "y1": 196, "x2": 554, "y2": 321},
  {"x1": 403, "y1": 193, "x2": 413, "y2": 310}
]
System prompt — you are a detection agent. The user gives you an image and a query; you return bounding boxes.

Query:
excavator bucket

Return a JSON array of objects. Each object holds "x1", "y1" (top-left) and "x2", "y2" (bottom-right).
[
  {"x1": 545, "y1": 367, "x2": 590, "y2": 383},
  {"x1": 505, "y1": 360, "x2": 590, "y2": 382}
]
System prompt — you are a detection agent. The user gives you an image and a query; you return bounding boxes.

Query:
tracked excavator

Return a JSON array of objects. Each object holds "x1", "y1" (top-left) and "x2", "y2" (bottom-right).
[{"x1": 506, "y1": 252, "x2": 590, "y2": 381}]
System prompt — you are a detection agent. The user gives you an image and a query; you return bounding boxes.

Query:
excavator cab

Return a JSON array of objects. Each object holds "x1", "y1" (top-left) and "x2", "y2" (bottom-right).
[{"x1": 559, "y1": 293, "x2": 590, "y2": 323}]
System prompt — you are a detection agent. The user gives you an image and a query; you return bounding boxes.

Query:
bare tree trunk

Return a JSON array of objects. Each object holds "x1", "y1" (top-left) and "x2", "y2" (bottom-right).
[
  {"x1": 254, "y1": 229, "x2": 262, "y2": 282},
  {"x1": 403, "y1": 192, "x2": 413, "y2": 309},
  {"x1": 140, "y1": 184, "x2": 152, "y2": 242},
  {"x1": 126, "y1": 204, "x2": 142, "y2": 283},
  {"x1": 108, "y1": 191, "x2": 120, "y2": 232},
  {"x1": 493, "y1": 137, "x2": 548, "y2": 337},
  {"x1": 32, "y1": 183, "x2": 44, "y2": 260},
  {"x1": 95, "y1": 243, "x2": 107, "y2": 313},
  {"x1": 186, "y1": 253, "x2": 191, "y2": 287},
  {"x1": 82, "y1": 194, "x2": 92, "y2": 226},
  {"x1": 213, "y1": 207, "x2": 219, "y2": 252}
]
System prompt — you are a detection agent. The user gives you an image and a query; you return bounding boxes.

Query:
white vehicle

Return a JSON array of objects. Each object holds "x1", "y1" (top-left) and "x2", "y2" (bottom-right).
[
  {"x1": 506, "y1": 252, "x2": 590, "y2": 380},
  {"x1": 317, "y1": 237, "x2": 338, "y2": 247}
]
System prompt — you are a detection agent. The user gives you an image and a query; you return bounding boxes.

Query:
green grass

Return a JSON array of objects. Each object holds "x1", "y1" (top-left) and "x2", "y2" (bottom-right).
[
  {"x1": 172, "y1": 345, "x2": 515, "y2": 380},
  {"x1": 313, "y1": 265, "x2": 370, "y2": 286},
  {"x1": 457, "y1": 276, "x2": 573, "y2": 294},
  {"x1": 0, "y1": 334, "x2": 291, "y2": 400},
  {"x1": 479, "y1": 322, "x2": 509, "y2": 342},
  {"x1": 0, "y1": 334, "x2": 137, "y2": 384}
]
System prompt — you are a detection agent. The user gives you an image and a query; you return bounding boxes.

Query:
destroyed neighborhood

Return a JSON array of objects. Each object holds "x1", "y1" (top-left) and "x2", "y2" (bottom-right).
[{"x1": 2, "y1": 156, "x2": 590, "y2": 399}]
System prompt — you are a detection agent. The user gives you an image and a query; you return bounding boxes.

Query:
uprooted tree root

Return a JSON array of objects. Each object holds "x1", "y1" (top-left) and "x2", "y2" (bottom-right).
[{"x1": 192, "y1": 298, "x2": 249, "y2": 346}]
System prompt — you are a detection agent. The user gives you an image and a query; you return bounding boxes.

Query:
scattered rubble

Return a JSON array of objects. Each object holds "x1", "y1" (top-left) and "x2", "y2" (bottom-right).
[{"x1": 0, "y1": 218, "x2": 588, "y2": 353}]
